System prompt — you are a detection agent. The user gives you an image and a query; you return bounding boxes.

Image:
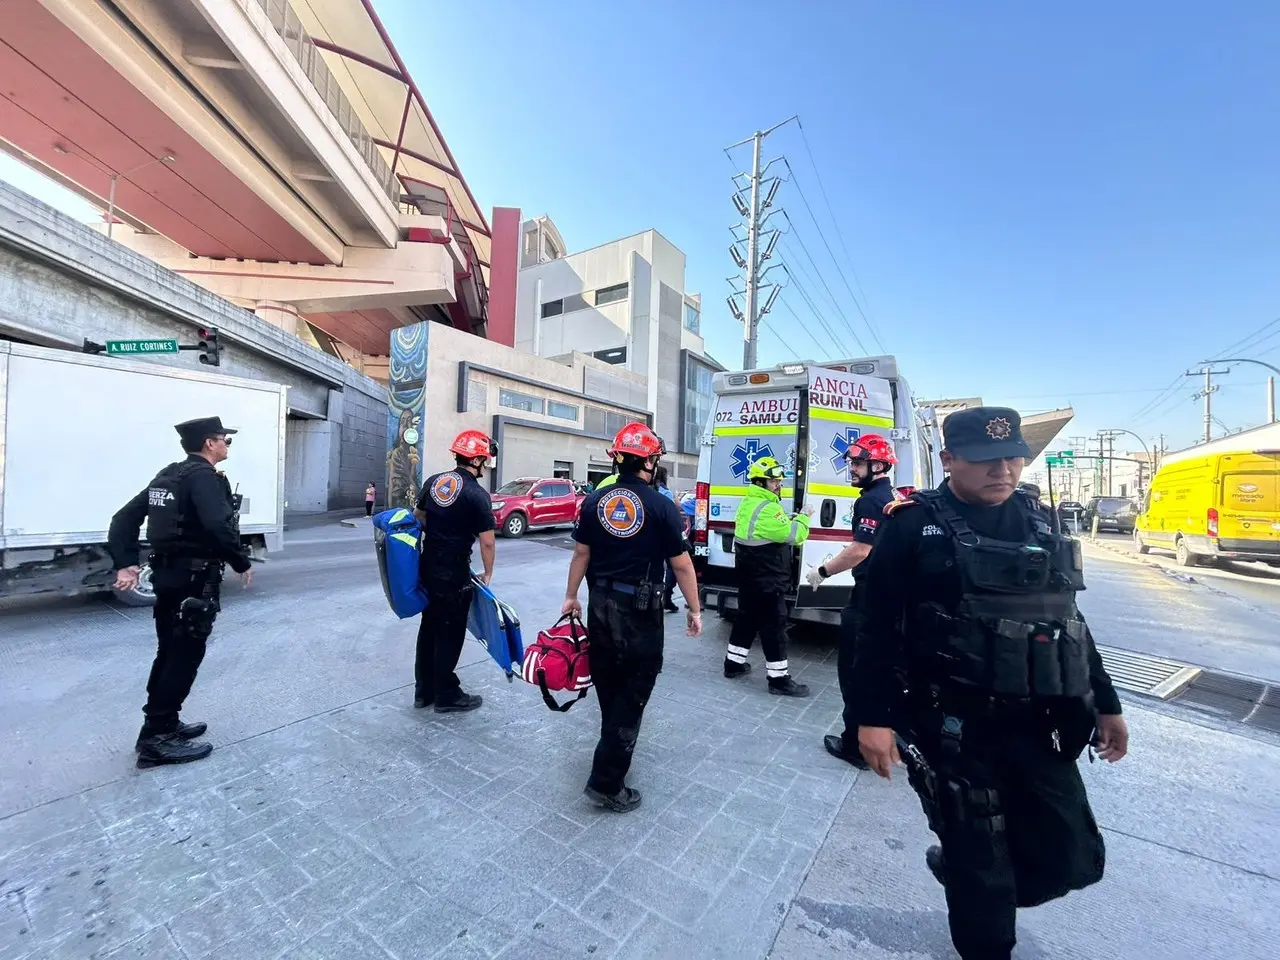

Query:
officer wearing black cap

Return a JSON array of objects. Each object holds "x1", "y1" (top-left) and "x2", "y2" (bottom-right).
[
  {"x1": 850, "y1": 406, "x2": 1130, "y2": 960},
  {"x1": 109, "y1": 416, "x2": 253, "y2": 768}
]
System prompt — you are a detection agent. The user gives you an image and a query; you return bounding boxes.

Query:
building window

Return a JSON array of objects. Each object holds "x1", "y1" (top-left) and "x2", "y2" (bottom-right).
[
  {"x1": 499, "y1": 388, "x2": 545, "y2": 415},
  {"x1": 548, "y1": 400, "x2": 579, "y2": 421},
  {"x1": 681, "y1": 354, "x2": 717, "y2": 455},
  {"x1": 684, "y1": 303, "x2": 700, "y2": 334},
  {"x1": 467, "y1": 376, "x2": 487, "y2": 412},
  {"x1": 605, "y1": 411, "x2": 628, "y2": 437},
  {"x1": 585, "y1": 406, "x2": 607, "y2": 436},
  {"x1": 594, "y1": 282, "x2": 629, "y2": 306},
  {"x1": 553, "y1": 460, "x2": 573, "y2": 480},
  {"x1": 541, "y1": 299, "x2": 563, "y2": 318}
]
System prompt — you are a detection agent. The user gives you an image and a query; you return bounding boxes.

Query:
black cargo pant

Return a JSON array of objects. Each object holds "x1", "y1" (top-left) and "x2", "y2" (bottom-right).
[
  {"x1": 416, "y1": 574, "x2": 473, "y2": 705},
  {"x1": 913, "y1": 714, "x2": 1106, "y2": 960},
  {"x1": 835, "y1": 601, "x2": 863, "y2": 743},
  {"x1": 726, "y1": 589, "x2": 788, "y2": 678},
  {"x1": 585, "y1": 587, "x2": 664, "y2": 795},
  {"x1": 143, "y1": 562, "x2": 222, "y2": 734}
]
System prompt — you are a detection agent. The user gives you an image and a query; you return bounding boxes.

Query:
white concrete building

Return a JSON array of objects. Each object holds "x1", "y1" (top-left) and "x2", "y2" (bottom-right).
[{"x1": 513, "y1": 217, "x2": 721, "y2": 486}]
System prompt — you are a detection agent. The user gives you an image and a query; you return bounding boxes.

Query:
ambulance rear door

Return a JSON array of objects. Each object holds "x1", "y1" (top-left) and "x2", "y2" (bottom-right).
[
  {"x1": 794, "y1": 365, "x2": 896, "y2": 610},
  {"x1": 703, "y1": 387, "x2": 802, "y2": 579}
]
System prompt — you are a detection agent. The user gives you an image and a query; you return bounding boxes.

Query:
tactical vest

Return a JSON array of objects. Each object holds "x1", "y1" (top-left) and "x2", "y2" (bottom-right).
[
  {"x1": 146, "y1": 461, "x2": 211, "y2": 556},
  {"x1": 911, "y1": 490, "x2": 1092, "y2": 701}
]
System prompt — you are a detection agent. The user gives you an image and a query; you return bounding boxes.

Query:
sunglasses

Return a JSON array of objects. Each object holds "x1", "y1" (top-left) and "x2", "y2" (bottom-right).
[{"x1": 211, "y1": 436, "x2": 232, "y2": 446}]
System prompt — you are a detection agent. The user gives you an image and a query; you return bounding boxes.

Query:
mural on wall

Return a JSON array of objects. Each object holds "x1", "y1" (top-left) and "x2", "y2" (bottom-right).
[{"x1": 385, "y1": 322, "x2": 430, "y2": 510}]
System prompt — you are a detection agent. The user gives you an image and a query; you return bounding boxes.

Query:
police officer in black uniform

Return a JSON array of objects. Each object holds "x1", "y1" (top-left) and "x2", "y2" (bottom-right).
[
  {"x1": 562, "y1": 422, "x2": 702, "y2": 813},
  {"x1": 109, "y1": 416, "x2": 253, "y2": 768},
  {"x1": 805, "y1": 433, "x2": 900, "y2": 769},
  {"x1": 852, "y1": 407, "x2": 1130, "y2": 960},
  {"x1": 412, "y1": 429, "x2": 497, "y2": 713}
]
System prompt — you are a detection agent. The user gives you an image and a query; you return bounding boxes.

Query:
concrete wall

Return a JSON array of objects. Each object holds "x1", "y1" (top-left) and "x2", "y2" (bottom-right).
[
  {"x1": 284, "y1": 417, "x2": 334, "y2": 512},
  {"x1": 0, "y1": 182, "x2": 387, "y2": 511}
]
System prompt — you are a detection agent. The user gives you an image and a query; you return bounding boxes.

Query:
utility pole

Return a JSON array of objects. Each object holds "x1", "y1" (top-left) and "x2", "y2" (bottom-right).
[
  {"x1": 1186, "y1": 366, "x2": 1230, "y2": 444},
  {"x1": 726, "y1": 117, "x2": 796, "y2": 369}
]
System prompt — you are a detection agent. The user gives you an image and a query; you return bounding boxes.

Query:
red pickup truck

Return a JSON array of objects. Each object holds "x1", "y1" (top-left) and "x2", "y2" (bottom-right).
[{"x1": 491, "y1": 477, "x2": 586, "y2": 537}]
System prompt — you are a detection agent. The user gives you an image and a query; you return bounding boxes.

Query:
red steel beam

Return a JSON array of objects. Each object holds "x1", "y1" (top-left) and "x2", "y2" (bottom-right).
[
  {"x1": 358, "y1": 0, "x2": 491, "y2": 234},
  {"x1": 374, "y1": 139, "x2": 455, "y2": 178},
  {"x1": 310, "y1": 38, "x2": 404, "y2": 82},
  {"x1": 389, "y1": 89, "x2": 412, "y2": 178}
]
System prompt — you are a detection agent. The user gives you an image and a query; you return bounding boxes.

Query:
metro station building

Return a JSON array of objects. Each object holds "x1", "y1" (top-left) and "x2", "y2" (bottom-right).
[{"x1": 0, "y1": 0, "x2": 720, "y2": 504}]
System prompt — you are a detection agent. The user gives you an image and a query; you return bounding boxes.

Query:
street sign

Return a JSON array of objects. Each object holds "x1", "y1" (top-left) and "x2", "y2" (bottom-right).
[
  {"x1": 106, "y1": 339, "x2": 178, "y2": 356},
  {"x1": 1046, "y1": 455, "x2": 1075, "y2": 467}
]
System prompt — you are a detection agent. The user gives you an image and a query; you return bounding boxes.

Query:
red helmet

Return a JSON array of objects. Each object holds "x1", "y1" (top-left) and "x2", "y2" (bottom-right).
[
  {"x1": 609, "y1": 422, "x2": 663, "y2": 458},
  {"x1": 847, "y1": 434, "x2": 897, "y2": 466},
  {"x1": 450, "y1": 430, "x2": 497, "y2": 459}
]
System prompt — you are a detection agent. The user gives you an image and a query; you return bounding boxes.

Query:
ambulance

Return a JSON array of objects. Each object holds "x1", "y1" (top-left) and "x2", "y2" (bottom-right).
[{"x1": 691, "y1": 356, "x2": 943, "y2": 625}]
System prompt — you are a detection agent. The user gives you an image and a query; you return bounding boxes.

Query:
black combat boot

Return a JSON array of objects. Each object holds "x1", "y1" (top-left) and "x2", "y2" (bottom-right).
[
  {"x1": 768, "y1": 676, "x2": 810, "y2": 697},
  {"x1": 925, "y1": 844, "x2": 946, "y2": 885},
  {"x1": 136, "y1": 733, "x2": 213, "y2": 768},
  {"x1": 135, "y1": 721, "x2": 207, "y2": 752},
  {"x1": 584, "y1": 785, "x2": 642, "y2": 813},
  {"x1": 823, "y1": 734, "x2": 870, "y2": 770},
  {"x1": 435, "y1": 692, "x2": 483, "y2": 713},
  {"x1": 723, "y1": 659, "x2": 753, "y2": 679},
  {"x1": 663, "y1": 593, "x2": 679, "y2": 613}
]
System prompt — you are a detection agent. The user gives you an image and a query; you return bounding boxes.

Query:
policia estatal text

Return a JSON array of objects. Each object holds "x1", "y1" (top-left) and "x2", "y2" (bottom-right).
[
  {"x1": 563, "y1": 423, "x2": 702, "y2": 813},
  {"x1": 853, "y1": 407, "x2": 1130, "y2": 960},
  {"x1": 109, "y1": 416, "x2": 253, "y2": 768}
]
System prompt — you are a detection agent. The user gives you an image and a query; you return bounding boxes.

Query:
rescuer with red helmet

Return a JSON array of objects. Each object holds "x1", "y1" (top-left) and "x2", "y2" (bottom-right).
[
  {"x1": 804, "y1": 433, "x2": 901, "y2": 768},
  {"x1": 562, "y1": 422, "x2": 701, "y2": 812},
  {"x1": 411, "y1": 429, "x2": 498, "y2": 714}
]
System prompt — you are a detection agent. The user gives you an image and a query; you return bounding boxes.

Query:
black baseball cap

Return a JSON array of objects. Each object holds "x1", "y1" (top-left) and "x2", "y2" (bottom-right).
[
  {"x1": 943, "y1": 406, "x2": 1031, "y2": 462},
  {"x1": 175, "y1": 416, "x2": 237, "y2": 445}
]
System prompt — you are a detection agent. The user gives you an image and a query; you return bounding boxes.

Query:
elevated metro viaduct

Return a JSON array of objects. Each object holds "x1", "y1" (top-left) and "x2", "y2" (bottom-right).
[{"x1": 0, "y1": 180, "x2": 387, "y2": 512}]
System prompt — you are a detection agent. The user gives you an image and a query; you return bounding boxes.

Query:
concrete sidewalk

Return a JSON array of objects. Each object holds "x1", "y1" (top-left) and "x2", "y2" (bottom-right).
[{"x1": 3, "y1": 536, "x2": 1279, "y2": 959}]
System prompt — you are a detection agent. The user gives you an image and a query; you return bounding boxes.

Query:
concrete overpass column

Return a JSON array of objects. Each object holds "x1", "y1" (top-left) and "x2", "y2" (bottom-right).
[{"x1": 253, "y1": 300, "x2": 300, "y2": 334}]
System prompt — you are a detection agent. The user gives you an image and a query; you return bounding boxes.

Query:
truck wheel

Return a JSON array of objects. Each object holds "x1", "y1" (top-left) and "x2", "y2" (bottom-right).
[
  {"x1": 502, "y1": 513, "x2": 527, "y2": 538},
  {"x1": 113, "y1": 563, "x2": 157, "y2": 607},
  {"x1": 1175, "y1": 537, "x2": 1199, "y2": 568},
  {"x1": 1134, "y1": 529, "x2": 1150, "y2": 554}
]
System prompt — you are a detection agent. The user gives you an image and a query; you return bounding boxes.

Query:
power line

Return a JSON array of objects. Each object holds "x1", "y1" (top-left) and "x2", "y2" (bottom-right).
[
  {"x1": 780, "y1": 219, "x2": 868, "y2": 354},
  {"x1": 795, "y1": 118, "x2": 887, "y2": 352},
  {"x1": 768, "y1": 298, "x2": 835, "y2": 358},
  {"x1": 776, "y1": 282, "x2": 847, "y2": 357}
]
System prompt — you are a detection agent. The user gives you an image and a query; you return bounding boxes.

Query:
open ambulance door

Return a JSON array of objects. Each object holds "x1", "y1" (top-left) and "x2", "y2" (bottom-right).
[{"x1": 793, "y1": 365, "x2": 896, "y2": 611}]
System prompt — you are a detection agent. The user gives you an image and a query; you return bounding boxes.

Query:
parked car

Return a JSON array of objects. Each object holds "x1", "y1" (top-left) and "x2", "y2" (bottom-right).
[
  {"x1": 1082, "y1": 496, "x2": 1138, "y2": 534},
  {"x1": 1057, "y1": 500, "x2": 1085, "y2": 530},
  {"x1": 491, "y1": 478, "x2": 585, "y2": 538}
]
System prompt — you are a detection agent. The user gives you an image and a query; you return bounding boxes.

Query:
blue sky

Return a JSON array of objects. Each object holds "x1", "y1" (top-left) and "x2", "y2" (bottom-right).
[{"x1": 6, "y1": 0, "x2": 1280, "y2": 457}]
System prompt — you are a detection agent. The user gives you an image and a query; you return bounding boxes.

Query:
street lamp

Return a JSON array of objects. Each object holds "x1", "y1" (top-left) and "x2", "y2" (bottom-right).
[
  {"x1": 1101, "y1": 427, "x2": 1154, "y2": 496},
  {"x1": 105, "y1": 153, "x2": 175, "y2": 239},
  {"x1": 1201, "y1": 357, "x2": 1280, "y2": 423}
]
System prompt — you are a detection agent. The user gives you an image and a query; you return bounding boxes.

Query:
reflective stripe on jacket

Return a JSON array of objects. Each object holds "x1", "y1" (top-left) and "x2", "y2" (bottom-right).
[{"x1": 733, "y1": 483, "x2": 810, "y2": 592}]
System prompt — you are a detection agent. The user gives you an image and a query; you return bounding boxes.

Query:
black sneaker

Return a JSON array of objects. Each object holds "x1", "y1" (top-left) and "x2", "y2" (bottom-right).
[
  {"x1": 434, "y1": 692, "x2": 483, "y2": 713},
  {"x1": 136, "y1": 734, "x2": 213, "y2": 769},
  {"x1": 925, "y1": 845, "x2": 946, "y2": 886},
  {"x1": 584, "y1": 785, "x2": 642, "y2": 813},
  {"x1": 724, "y1": 659, "x2": 752, "y2": 679},
  {"x1": 823, "y1": 734, "x2": 870, "y2": 770},
  {"x1": 768, "y1": 677, "x2": 811, "y2": 698}
]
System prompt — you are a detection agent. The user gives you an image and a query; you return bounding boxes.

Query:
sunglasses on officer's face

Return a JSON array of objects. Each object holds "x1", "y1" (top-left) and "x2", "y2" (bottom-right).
[{"x1": 210, "y1": 436, "x2": 232, "y2": 447}]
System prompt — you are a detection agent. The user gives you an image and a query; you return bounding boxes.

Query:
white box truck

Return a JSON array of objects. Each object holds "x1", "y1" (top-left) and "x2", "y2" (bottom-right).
[
  {"x1": 691, "y1": 356, "x2": 943, "y2": 625},
  {"x1": 0, "y1": 341, "x2": 287, "y2": 605}
]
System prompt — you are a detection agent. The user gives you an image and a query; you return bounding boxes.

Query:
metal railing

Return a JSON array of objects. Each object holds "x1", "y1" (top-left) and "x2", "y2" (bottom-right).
[{"x1": 241, "y1": 0, "x2": 398, "y2": 203}]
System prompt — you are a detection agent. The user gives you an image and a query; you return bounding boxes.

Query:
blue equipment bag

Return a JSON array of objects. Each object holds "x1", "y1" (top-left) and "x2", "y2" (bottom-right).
[
  {"x1": 372, "y1": 508, "x2": 429, "y2": 619},
  {"x1": 467, "y1": 575, "x2": 525, "y2": 680}
]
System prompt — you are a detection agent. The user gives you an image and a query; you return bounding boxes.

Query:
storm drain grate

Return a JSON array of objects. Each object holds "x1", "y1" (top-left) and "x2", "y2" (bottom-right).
[
  {"x1": 1097, "y1": 647, "x2": 1201, "y2": 700},
  {"x1": 1171, "y1": 671, "x2": 1280, "y2": 731}
]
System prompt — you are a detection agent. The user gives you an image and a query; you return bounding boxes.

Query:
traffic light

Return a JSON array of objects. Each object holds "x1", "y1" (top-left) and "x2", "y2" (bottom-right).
[{"x1": 197, "y1": 327, "x2": 220, "y2": 366}]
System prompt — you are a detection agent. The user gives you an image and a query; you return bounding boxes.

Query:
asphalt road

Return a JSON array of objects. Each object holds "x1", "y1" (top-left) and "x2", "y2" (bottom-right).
[{"x1": 1, "y1": 521, "x2": 1277, "y2": 959}]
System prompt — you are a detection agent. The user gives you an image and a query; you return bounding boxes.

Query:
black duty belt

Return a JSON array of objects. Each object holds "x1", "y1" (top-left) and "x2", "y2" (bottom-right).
[
  {"x1": 150, "y1": 555, "x2": 220, "y2": 572},
  {"x1": 592, "y1": 578, "x2": 640, "y2": 596}
]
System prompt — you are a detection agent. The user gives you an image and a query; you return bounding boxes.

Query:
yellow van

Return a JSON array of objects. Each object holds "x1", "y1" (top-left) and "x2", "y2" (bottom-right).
[{"x1": 1134, "y1": 451, "x2": 1280, "y2": 567}]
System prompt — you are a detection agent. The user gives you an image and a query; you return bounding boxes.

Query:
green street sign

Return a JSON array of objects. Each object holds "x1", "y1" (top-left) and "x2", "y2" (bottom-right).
[
  {"x1": 106, "y1": 339, "x2": 178, "y2": 356},
  {"x1": 1046, "y1": 456, "x2": 1075, "y2": 468}
]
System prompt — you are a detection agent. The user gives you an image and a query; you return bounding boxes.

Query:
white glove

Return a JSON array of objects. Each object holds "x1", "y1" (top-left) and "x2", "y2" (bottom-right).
[
  {"x1": 806, "y1": 566, "x2": 825, "y2": 588},
  {"x1": 800, "y1": 503, "x2": 815, "y2": 518}
]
